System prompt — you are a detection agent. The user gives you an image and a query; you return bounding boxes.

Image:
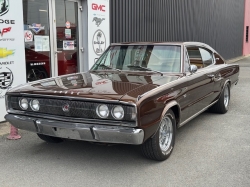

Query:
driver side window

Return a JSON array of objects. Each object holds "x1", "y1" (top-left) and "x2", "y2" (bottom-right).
[
  {"x1": 199, "y1": 48, "x2": 214, "y2": 67},
  {"x1": 186, "y1": 46, "x2": 214, "y2": 69},
  {"x1": 187, "y1": 47, "x2": 203, "y2": 69}
]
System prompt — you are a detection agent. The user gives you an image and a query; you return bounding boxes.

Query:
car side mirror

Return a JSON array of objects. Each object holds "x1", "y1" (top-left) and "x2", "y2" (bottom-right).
[{"x1": 189, "y1": 65, "x2": 198, "y2": 73}]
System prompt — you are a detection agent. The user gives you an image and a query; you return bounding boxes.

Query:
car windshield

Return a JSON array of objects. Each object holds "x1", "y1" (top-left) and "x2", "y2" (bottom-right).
[{"x1": 91, "y1": 45, "x2": 181, "y2": 73}]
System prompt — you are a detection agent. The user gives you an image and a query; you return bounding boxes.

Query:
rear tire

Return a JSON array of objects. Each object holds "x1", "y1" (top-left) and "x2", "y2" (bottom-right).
[
  {"x1": 140, "y1": 109, "x2": 176, "y2": 161},
  {"x1": 37, "y1": 134, "x2": 63, "y2": 143},
  {"x1": 210, "y1": 82, "x2": 230, "y2": 114}
]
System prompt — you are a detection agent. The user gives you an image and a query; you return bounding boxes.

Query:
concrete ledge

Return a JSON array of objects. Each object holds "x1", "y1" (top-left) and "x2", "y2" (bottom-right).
[
  {"x1": 226, "y1": 54, "x2": 250, "y2": 64},
  {"x1": 0, "y1": 121, "x2": 10, "y2": 136}
]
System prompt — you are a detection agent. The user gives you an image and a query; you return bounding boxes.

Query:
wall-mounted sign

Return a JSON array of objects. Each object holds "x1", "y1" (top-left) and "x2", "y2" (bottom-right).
[
  {"x1": 24, "y1": 30, "x2": 33, "y2": 42},
  {"x1": 34, "y1": 35, "x2": 50, "y2": 51},
  {"x1": 92, "y1": 17, "x2": 105, "y2": 27},
  {"x1": 63, "y1": 40, "x2": 75, "y2": 50},
  {"x1": 65, "y1": 21, "x2": 70, "y2": 29},
  {"x1": 0, "y1": 0, "x2": 9, "y2": 16},
  {"x1": 88, "y1": 0, "x2": 110, "y2": 69},
  {"x1": 0, "y1": 26, "x2": 14, "y2": 41},
  {"x1": 28, "y1": 23, "x2": 45, "y2": 34},
  {"x1": 0, "y1": 0, "x2": 26, "y2": 121},
  {"x1": 0, "y1": 27, "x2": 11, "y2": 36},
  {"x1": 65, "y1": 29, "x2": 71, "y2": 39},
  {"x1": 0, "y1": 48, "x2": 14, "y2": 58},
  {"x1": 92, "y1": 29, "x2": 106, "y2": 56},
  {"x1": 0, "y1": 67, "x2": 13, "y2": 89}
]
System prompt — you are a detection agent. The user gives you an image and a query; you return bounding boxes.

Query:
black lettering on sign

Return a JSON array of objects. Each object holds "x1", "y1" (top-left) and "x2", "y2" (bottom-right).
[{"x1": 0, "y1": 19, "x2": 15, "y2": 24}]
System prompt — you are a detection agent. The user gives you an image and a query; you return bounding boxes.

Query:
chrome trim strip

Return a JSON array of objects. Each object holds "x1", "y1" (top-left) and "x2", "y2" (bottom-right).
[
  {"x1": 179, "y1": 100, "x2": 218, "y2": 128},
  {"x1": 7, "y1": 93, "x2": 136, "y2": 106},
  {"x1": 5, "y1": 114, "x2": 144, "y2": 145}
]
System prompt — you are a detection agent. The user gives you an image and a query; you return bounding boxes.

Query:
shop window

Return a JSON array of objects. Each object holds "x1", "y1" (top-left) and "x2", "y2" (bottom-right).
[
  {"x1": 23, "y1": 0, "x2": 51, "y2": 82},
  {"x1": 55, "y1": 0, "x2": 78, "y2": 76}
]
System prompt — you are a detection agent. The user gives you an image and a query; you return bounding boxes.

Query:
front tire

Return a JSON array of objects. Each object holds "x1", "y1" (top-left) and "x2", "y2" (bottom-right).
[
  {"x1": 37, "y1": 134, "x2": 63, "y2": 143},
  {"x1": 140, "y1": 109, "x2": 176, "y2": 161},
  {"x1": 210, "y1": 82, "x2": 230, "y2": 114}
]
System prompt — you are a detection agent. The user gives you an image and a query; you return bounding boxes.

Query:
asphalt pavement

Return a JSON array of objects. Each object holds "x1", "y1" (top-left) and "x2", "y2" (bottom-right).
[{"x1": 0, "y1": 57, "x2": 250, "y2": 187}]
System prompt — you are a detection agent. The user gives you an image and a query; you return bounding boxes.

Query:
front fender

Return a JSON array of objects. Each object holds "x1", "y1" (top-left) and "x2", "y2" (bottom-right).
[{"x1": 150, "y1": 100, "x2": 181, "y2": 138}]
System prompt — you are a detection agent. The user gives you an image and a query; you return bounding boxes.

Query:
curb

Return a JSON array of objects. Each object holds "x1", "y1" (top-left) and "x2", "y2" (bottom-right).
[{"x1": 226, "y1": 54, "x2": 250, "y2": 64}]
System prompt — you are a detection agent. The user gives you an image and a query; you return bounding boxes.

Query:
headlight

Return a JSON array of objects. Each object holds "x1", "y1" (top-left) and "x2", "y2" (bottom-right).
[
  {"x1": 19, "y1": 98, "x2": 28, "y2": 110},
  {"x1": 30, "y1": 99, "x2": 40, "y2": 111},
  {"x1": 96, "y1": 104, "x2": 109, "y2": 118},
  {"x1": 111, "y1": 106, "x2": 124, "y2": 120}
]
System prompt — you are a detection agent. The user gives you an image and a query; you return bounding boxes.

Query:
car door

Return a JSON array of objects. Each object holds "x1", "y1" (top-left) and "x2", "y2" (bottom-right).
[{"x1": 178, "y1": 46, "x2": 216, "y2": 122}]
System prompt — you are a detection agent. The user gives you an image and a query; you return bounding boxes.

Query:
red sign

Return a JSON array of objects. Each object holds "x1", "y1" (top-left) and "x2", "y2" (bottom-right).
[
  {"x1": 24, "y1": 30, "x2": 33, "y2": 41},
  {"x1": 92, "y1": 3, "x2": 105, "y2": 12},
  {"x1": 0, "y1": 27, "x2": 11, "y2": 36}
]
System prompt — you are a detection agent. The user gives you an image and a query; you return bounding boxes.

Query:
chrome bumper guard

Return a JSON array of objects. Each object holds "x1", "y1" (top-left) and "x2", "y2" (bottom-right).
[{"x1": 5, "y1": 114, "x2": 144, "y2": 145}]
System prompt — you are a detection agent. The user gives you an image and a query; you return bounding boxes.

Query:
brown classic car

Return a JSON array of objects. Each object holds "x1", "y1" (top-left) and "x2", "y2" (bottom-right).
[{"x1": 5, "y1": 42, "x2": 239, "y2": 161}]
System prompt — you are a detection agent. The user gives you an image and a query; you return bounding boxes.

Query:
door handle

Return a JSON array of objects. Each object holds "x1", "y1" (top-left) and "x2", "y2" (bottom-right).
[{"x1": 55, "y1": 51, "x2": 62, "y2": 54}]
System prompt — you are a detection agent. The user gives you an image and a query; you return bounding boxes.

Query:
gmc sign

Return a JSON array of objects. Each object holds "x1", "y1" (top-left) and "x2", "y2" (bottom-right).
[{"x1": 92, "y1": 3, "x2": 105, "y2": 12}]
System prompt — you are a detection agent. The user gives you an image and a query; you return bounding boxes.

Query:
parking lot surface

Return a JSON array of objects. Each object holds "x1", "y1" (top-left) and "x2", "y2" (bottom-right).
[{"x1": 0, "y1": 57, "x2": 250, "y2": 187}]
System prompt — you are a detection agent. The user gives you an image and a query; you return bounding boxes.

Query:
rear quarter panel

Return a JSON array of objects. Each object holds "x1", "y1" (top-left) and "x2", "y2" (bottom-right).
[{"x1": 213, "y1": 64, "x2": 239, "y2": 101}]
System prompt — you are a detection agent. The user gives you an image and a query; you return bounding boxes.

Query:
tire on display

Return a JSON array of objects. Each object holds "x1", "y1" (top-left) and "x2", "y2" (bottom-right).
[
  {"x1": 37, "y1": 134, "x2": 63, "y2": 143},
  {"x1": 210, "y1": 82, "x2": 230, "y2": 114},
  {"x1": 26, "y1": 65, "x2": 49, "y2": 82},
  {"x1": 140, "y1": 109, "x2": 176, "y2": 161}
]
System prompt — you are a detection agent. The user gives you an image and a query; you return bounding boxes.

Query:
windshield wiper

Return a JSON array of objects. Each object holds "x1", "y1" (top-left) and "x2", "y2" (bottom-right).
[{"x1": 127, "y1": 65, "x2": 163, "y2": 76}]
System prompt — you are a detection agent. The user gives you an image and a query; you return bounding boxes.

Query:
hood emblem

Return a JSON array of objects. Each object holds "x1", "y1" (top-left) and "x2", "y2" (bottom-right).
[{"x1": 62, "y1": 104, "x2": 70, "y2": 112}]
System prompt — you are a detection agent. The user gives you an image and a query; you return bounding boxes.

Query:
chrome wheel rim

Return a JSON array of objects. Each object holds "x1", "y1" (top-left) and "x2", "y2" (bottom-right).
[
  {"x1": 159, "y1": 116, "x2": 173, "y2": 152},
  {"x1": 224, "y1": 86, "x2": 229, "y2": 107}
]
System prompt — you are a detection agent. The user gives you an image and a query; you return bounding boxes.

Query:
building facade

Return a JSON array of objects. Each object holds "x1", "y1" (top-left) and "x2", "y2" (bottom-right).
[{"x1": 110, "y1": 0, "x2": 246, "y2": 60}]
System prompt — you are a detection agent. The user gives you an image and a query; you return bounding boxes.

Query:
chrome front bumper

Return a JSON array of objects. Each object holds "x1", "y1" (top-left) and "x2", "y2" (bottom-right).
[{"x1": 5, "y1": 114, "x2": 144, "y2": 145}]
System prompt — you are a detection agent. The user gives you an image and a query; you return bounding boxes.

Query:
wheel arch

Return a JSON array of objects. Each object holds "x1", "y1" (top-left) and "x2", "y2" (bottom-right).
[
  {"x1": 218, "y1": 79, "x2": 231, "y2": 98},
  {"x1": 161, "y1": 100, "x2": 181, "y2": 128},
  {"x1": 150, "y1": 100, "x2": 180, "y2": 140}
]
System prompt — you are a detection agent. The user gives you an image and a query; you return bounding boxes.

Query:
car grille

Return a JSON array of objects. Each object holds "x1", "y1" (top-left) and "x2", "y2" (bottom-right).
[{"x1": 8, "y1": 96, "x2": 135, "y2": 122}]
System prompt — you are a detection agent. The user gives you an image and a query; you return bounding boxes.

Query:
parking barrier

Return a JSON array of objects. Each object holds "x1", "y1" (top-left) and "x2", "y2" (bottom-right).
[{"x1": 7, "y1": 125, "x2": 21, "y2": 140}]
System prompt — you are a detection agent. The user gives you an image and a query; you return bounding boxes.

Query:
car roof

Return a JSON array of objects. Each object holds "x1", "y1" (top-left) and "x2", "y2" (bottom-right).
[
  {"x1": 111, "y1": 41, "x2": 205, "y2": 46},
  {"x1": 110, "y1": 42, "x2": 215, "y2": 52}
]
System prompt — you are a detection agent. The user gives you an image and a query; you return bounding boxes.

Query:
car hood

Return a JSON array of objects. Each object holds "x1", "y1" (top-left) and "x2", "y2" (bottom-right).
[{"x1": 9, "y1": 72, "x2": 181, "y2": 102}]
